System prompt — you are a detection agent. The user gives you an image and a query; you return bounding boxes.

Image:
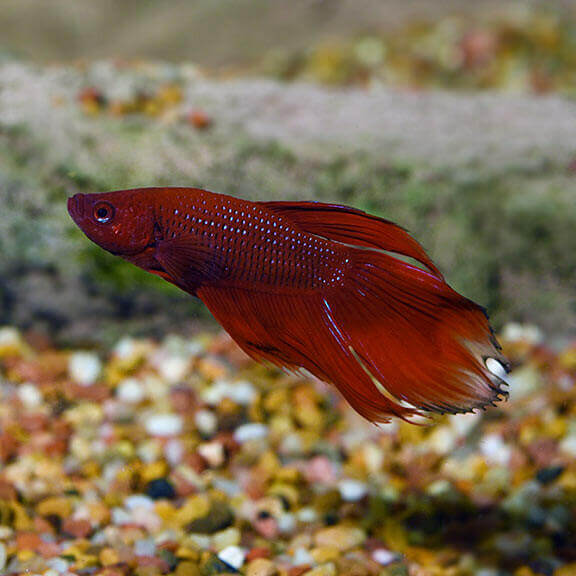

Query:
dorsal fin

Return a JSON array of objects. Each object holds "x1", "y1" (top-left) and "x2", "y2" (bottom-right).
[{"x1": 262, "y1": 201, "x2": 443, "y2": 279}]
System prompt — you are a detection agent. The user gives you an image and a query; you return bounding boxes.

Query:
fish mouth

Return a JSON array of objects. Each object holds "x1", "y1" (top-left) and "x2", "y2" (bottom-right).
[{"x1": 67, "y1": 193, "x2": 86, "y2": 223}]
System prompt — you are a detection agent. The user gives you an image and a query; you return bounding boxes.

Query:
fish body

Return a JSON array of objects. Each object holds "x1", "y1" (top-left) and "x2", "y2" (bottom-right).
[{"x1": 68, "y1": 187, "x2": 509, "y2": 423}]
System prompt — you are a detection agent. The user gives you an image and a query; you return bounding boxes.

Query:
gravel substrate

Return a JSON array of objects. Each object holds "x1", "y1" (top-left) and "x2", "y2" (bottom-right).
[{"x1": 0, "y1": 324, "x2": 574, "y2": 576}]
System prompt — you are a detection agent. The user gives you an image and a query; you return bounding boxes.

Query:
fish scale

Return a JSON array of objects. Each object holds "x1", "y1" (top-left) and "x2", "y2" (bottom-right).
[{"x1": 157, "y1": 190, "x2": 348, "y2": 290}]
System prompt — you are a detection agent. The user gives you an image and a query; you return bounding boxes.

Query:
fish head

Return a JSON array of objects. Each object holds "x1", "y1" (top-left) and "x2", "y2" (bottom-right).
[{"x1": 67, "y1": 189, "x2": 156, "y2": 257}]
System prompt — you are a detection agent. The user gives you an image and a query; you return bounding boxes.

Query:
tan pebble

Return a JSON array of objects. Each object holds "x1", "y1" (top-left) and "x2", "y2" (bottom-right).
[
  {"x1": 17, "y1": 548, "x2": 36, "y2": 562},
  {"x1": 302, "y1": 563, "x2": 337, "y2": 576},
  {"x1": 134, "y1": 566, "x2": 163, "y2": 576},
  {"x1": 212, "y1": 527, "x2": 241, "y2": 551},
  {"x1": 257, "y1": 452, "x2": 281, "y2": 477},
  {"x1": 198, "y1": 358, "x2": 228, "y2": 380},
  {"x1": 156, "y1": 501, "x2": 178, "y2": 527},
  {"x1": 177, "y1": 495, "x2": 211, "y2": 527},
  {"x1": 37, "y1": 496, "x2": 74, "y2": 518},
  {"x1": 12, "y1": 503, "x2": 33, "y2": 530},
  {"x1": 559, "y1": 470, "x2": 576, "y2": 491},
  {"x1": 246, "y1": 557, "x2": 278, "y2": 576},
  {"x1": 98, "y1": 568, "x2": 128, "y2": 576},
  {"x1": 314, "y1": 490, "x2": 342, "y2": 514},
  {"x1": 71, "y1": 552, "x2": 98, "y2": 570},
  {"x1": 268, "y1": 483, "x2": 300, "y2": 508},
  {"x1": 100, "y1": 548, "x2": 120, "y2": 566},
  {"x1": 0, "y1": 542, "x2": 5, "y2": 572},
  {"x1": 310, "y1": 546, "x2": 341, "y2": 563},
  {"x1": 175, "y1": 561, "x2": 202, "y2": 576},
  {"x1": 269, "y1": 414, "x2": 293, "y2": 436},
  {"x1": 142, "y1": 461, "x2": 169, "y2": 483},
  {"x1": 187, "y1": 498, "x2": 234, "y2": 534},
  {"x1": 274, "y1": 467, "x2": 301, "y2": 485},
  {"x1": 175, "y1": 545, "x2": 201, "y2": 561},
  {"x1": 264, "y1": 389, "x2": 290, "y2": 413},
  {"x1": 62, "y1": 541, "x2": 90, "y2": 557},
  {"x1": 314, "y1": 525, "x2": 366, "y2": 551},
  {"x1": 0, "y1": 327, "x2": 27, "y2": 358},
  {"x1": 294, "y1": 406, "x2": 323, "y2": 429},
  {"x1": 87, "y1": 501, "x2": 111, "y2": 525}
]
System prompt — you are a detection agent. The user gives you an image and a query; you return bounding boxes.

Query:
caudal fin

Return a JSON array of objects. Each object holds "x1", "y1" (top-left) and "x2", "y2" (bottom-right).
[
  {"x1": 325, "y1": 249, "x2": 509, "y2": 420},
  {"x1": 197, "y1": 246, "x2": 508, "y2": 423}
]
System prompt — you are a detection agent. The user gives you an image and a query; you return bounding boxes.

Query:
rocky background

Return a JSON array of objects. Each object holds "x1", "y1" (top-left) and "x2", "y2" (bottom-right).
[
  {"x1": 0, "y1": 1, "x2": 575, "y2": 343},
  {"x1": 0, "y1": 3, "x2": 576, "y2": 576}
]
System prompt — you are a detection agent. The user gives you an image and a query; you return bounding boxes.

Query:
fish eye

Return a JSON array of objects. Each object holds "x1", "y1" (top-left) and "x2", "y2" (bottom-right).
[{"x1": 93, "y1": 202, "x2": 115, "y2": 224}]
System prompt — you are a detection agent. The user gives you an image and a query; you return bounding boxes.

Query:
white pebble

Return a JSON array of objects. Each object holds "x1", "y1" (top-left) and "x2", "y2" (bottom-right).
[
  {"x1": 502, "y1": 323, "x2": 542, "y2": 344},
  {"x1": 509, "y1": 366, "x2": 541, "y2": 400},
  {"x1": 18, "y1": 383, "x2": 42, "y2": 408},
  {"x1": 124, "y1": 494, "x2": 155, "y2": 511},
  {"x1": 114, "y1": 337, "x2": 138, "y2": 359},
  {"x1": 212, "y1": 477, "x2": 241, "y2": 496},
  {"x1": 560, "y1": 433, "x2": 576, "y2": 457},
  {"x1": 292, "y1": 547, "x2": 314, "y2": 566},
  {"x1": 481, "y1": 434, "x2": 511, "y2": 466},
  {"x1": 0, "y1": 542, "x2": 5, "y2": 572},
  {"x1": 427, "y1": 479, "x2": 452, "y2": 496},
  {"x1": 69, "y1": 352, "x2": 102, "y2": 386},
  {"x1": 279, "y1": 432, "x2": 303, "y2": 455},
  {"x1": 233, "y1": 423, "x2": 269, "y2": 444},
  {"x1": 132, "y1": 503, "x2": 161, "y2": 532},
  {"x1": 46, "y1": 558, "x2": 70, "y2": 573},
  {"x1": 228, "y1": 380, "x2": 257, "y2": 405},
  {"x1": 138, "y1": 440, "x2": 162, "y2": 464},
  {"x1": 277, "y1": 512, "x2": 296, "y2": 534},
  {"x1": 158, "y1": 355, "x2": 190, "y2": 384},
  {"x1": 476, "y1": 570, "x2": 501, "y2": 576},
  {"x1": 134, "y1": 538, "x2": 156, "y2": 556},
  {"x1": 218, "y1": 545, "x2": 246, "y2": 570},
  {"x1": 117, "y1": 378, "x2": 145, "y2": 404},
  {"x1": 145, "y1": 413, "x2": 183, "y2": 437},
  {"x1": 0, "y1": 327, "x2": 22, "y2": 348},
  {"x1": 198, "y1": 441, "x2": 225, "y2": 467},
  {"x1": 194, "y1": 409, "x2": 217, "y2": 436},
  {"x1": 338, "y1": 479, "x2": 368, "y2": 502},
  {"x1": 164, "y1": 438, "x2": 184, "y2": 465},
  {"x1": 297, "y1": 507, "x2": 318, "y2": 523},
  {"x1": 188, "y1": 534, "x2": 211, "y2": 549},
  {"x1": 427, "y1": 426, "x2": 457, "y2": 455},
  {"x1": 202, "y1": 379, "x2": 256, "y2": 406},
  {"x1": 450, "y1": 412, "x2": 481, "y2": 436},
  {"x1": 111, "y1": 507, "x2": 132, "y2": 525},
  {"x1": 362, "y1": 443, "x2": 384, "y2": 475},
  {"x1": 372, "y1": 548, "x2": 398, "y2": 566},
  {"x1": 201, "y1": 382, "x2": 228, "y2": 405}
]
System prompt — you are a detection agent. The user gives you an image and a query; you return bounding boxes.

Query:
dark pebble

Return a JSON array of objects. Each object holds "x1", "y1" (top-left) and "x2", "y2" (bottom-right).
[
  {"x1": 186, "y1": 500, "x2": 234, "y2": 534},
  {"x1": 146, "y1": 478, "x2": 177, "y2": 500},
  {"x1": 536, "y1": 466, "x2": 565, "y2": 485},
  {"x1": 529, "y1": 557, "x2": 562, "y2": 576}
]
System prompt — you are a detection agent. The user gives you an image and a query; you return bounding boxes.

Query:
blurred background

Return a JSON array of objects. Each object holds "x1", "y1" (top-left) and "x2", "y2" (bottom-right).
[
  {"x1": 1, "y1": 3, "x2": 576, "y2": 576},
  {"x1": 0, "y1": 0, "x2": 574, "y2": 343}
]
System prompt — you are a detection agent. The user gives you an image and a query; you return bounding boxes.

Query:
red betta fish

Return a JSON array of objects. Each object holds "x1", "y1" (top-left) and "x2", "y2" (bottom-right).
[{"x1": 68, "y1": 187, "x2": 509, "y2": 423}]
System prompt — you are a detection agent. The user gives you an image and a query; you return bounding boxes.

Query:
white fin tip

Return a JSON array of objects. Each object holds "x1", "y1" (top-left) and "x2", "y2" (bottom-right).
[{"x1": 485, "y1": 357, "x2": 509, "y2": 382}]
